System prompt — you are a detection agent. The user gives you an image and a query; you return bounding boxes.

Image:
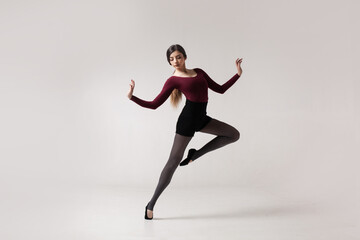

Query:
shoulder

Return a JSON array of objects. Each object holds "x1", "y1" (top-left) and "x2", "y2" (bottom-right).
[
  {"x1": 194, "y1": 68, "x2": 209, "y2": 77},
  {"x1": 164, "y1": 75, "x2": 179, "y2": 87},
  {"x1": 194, "y1": 68, "x2": 207, "y2": 75}
]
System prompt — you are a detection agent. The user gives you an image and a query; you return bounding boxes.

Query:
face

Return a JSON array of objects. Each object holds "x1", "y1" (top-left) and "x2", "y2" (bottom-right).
[{"x1": 169, "y1": 50, "x2": 186, "y2": 69}]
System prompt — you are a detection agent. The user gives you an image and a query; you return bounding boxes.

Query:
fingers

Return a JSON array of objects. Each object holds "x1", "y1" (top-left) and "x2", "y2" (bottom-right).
[
  {"x1": 235, "y1": 58, "x2": 243, "y2": 76},
  {"x1": 129, "y1": 79, "x2": 135, "y2": 89},
  {"x1": 128, "y1": 80, "x2": 135, "y2": 99}
]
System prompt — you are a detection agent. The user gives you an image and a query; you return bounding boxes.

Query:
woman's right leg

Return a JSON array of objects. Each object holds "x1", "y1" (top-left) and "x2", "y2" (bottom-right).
[
  {"x1": 191, "y1": 118, "x2": 240, "y2": 161},
  {"x1": 147, "y1": 133, "x2": 192, "y2": 213}
]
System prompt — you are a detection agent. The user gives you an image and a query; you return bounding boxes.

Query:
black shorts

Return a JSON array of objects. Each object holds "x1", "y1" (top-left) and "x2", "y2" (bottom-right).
[{"x1": 176, "y1": 99, "x2": 212, "y2": 137}]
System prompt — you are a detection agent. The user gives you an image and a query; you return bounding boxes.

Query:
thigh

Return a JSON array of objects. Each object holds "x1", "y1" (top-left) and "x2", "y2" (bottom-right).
[
  {"x1": 199, "y1": 118, "x2": 238, "y2": 137},
  {"x1": 168, "y1": 134, "x2": 193, "y2": 160}
]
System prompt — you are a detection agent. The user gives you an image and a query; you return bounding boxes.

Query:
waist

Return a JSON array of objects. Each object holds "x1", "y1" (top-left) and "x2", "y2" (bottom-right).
[
  {"x1": 185, "y1": 99, "x2": 208, "y2": 106},
  {"x1": 182, "y1": 99, "x2": 208, "y2": 115}
]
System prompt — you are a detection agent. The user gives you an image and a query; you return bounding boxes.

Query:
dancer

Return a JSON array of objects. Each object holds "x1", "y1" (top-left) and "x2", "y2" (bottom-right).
[{"x1": 127, "y1": 44, "x2": 243, "y2": 220}]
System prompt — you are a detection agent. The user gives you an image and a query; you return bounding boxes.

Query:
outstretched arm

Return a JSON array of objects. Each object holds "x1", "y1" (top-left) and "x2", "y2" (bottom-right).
[
  {"x1": 127, "y1": 78, "x2": 175, "y2": 110},
  {"x1": 205, "y1": 58, "x2": 243, "y2": 94}
]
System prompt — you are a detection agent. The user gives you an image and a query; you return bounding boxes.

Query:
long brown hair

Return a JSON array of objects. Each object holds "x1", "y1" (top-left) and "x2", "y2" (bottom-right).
[
  {"x1": 167, "y1": 44, "x2": 187, "y2": 108},
  {"x1": 170, "y1": 89, "x2": 182, "y2": 108}
]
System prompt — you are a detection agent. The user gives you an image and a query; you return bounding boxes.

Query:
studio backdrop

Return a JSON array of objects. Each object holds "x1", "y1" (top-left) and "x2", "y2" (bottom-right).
[{"x1": 0, "y1": 0, "x2": 358, "y2": 218}]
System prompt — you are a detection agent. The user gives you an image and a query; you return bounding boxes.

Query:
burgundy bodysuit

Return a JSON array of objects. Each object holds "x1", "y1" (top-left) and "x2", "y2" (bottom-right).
[{"x1": 130, "y1": 68, "x2": 240, "y2": 109}]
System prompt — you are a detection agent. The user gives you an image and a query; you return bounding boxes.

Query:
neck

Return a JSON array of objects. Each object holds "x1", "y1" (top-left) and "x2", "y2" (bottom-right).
[{"x1": 175, "y1": 66, "x2": 187, "y2": 74}]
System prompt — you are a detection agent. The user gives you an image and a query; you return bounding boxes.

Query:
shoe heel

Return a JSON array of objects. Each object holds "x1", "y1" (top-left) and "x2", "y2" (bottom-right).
[{"x1": 145, "y1": 204, "x2": 153, "y2": 220}]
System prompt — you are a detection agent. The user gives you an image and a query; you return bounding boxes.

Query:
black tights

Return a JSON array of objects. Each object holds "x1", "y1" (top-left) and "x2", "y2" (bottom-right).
[{"x1": 147, "y1": 119, "x2": 240, "y2": 211}]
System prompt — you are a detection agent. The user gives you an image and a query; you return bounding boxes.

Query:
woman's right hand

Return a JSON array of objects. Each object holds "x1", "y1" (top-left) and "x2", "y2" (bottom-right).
[{"x1": 127, "y1": 79, "x2": 135, "y2": 99}]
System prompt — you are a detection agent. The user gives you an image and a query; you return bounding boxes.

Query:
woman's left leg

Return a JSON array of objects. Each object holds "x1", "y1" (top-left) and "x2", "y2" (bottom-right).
[
  {"x1": 190, "y1": 118, "x2": 240, "y2": 161},
  {"x1": 147, "y1": 133, "x2": 192, "y2": 212}
]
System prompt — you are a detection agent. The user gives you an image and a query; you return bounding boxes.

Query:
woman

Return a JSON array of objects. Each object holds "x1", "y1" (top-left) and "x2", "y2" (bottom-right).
[{"x1": 127, "y1": 44, "x2": 243, "y2": 220}]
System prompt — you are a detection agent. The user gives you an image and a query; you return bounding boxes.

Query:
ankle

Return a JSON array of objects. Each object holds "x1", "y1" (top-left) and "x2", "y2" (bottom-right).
[
  {"x1": 147, "y1": 203, "x2": 154, "y2": 211},
  {"x1": 192, "y1": 149, "x2": 199, "y2": 160}
]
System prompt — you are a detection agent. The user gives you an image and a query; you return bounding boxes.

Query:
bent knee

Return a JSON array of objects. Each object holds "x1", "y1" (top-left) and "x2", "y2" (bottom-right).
[{"x1": 229, "y1": 129, "x2": 240, "y2": 142}]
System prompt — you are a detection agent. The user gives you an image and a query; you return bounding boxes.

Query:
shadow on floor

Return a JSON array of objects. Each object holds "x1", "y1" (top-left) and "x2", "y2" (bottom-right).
[{"x1": 155, "y1": 202, "x2": 322, "y2": 220}]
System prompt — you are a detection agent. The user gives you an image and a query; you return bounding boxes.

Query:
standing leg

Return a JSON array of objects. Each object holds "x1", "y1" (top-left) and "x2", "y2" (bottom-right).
[
  {"x1": 190, "y1": 118, "x2": 239, "y2": 162},
  {"x1": 147, "y1": 134, "x2": 192, "y2": 216}
]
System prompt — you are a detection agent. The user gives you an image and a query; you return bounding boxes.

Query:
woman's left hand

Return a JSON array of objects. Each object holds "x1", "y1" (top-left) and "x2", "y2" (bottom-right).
[{"x1": 236, "y1": 58, "x2": 243, "y2": 76}]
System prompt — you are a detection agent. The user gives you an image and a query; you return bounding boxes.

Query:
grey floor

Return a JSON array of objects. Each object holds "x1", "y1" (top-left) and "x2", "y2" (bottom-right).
[{"x1": 1, "y1": 183, "x2": 359, "y2": 240}]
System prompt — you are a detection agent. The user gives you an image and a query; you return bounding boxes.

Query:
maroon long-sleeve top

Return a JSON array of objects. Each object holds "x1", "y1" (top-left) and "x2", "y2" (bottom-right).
[{"x1": 130, "y1": 68, "x2": 239, "y2": 109}]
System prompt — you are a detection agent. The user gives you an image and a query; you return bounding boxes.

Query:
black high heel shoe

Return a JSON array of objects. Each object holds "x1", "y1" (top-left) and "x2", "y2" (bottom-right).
[
  {"x1": 145, "y1": 203, "x2": 153, "y2": 220},
  {"x1": 179, "y1": 148, "x2": 196, "y2": 166}
]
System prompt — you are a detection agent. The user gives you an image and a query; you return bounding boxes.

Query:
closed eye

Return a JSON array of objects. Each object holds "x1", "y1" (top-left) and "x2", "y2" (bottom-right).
[{"x1": 170, "y1": 54, "x2": 182, "y2": 61}]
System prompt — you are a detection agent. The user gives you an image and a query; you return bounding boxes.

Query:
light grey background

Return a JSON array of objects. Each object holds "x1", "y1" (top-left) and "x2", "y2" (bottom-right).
[{"x1": 1, "y1": 0, "x2": 359, "y2": 238}]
